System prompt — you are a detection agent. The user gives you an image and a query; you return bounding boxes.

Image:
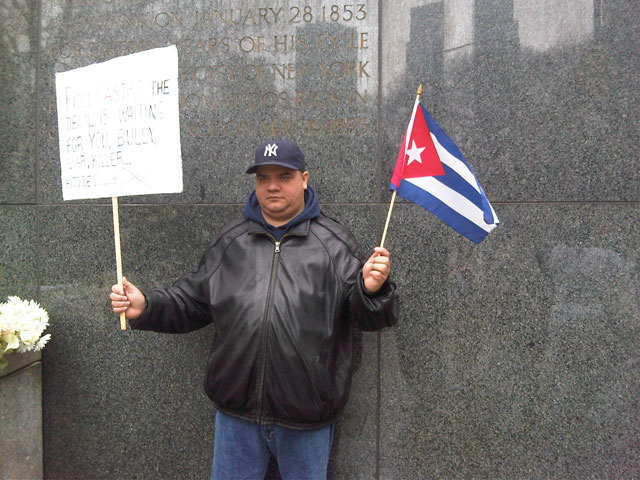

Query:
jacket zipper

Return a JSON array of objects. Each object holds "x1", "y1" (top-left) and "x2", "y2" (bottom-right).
[{"x1": 256, "y1": 236, "x2": 282, "y2": 423}]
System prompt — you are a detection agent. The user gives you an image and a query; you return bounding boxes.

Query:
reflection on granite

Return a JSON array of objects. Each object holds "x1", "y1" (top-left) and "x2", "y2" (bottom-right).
[
  {"x1": 0, "y1": 206, "x2": 38, "y2": 300},
  {"x1": 380, "y1": 203, "x2": 639, "y2": 478},
  {"x1": 381, "y1": 1, "x2": 639, "y2": 202},
  {"x1": 0, "y1": 0, "x2": 37, "y2": 204}
]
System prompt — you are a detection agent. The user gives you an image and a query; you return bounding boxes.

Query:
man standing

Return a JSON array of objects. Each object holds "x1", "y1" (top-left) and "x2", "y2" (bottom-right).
[{"x1": 110, "y1": 139, "x2": 398, "y2": 480}]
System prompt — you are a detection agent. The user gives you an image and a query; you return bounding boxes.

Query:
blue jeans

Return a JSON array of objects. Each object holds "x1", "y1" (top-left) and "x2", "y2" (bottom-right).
[{"x1": 210, "y1": 411, "x2": 334, "y2": 480}]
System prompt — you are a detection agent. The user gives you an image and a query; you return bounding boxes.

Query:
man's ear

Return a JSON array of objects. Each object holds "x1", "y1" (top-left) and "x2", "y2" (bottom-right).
[{"x1": 302, "y1": 171, "x2": 309, "y2": 189}]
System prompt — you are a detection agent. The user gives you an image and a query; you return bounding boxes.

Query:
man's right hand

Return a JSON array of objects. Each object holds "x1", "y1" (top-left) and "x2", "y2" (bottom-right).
[{"x1": 110, "y1": 277, "x2": 146, "y2": 320}]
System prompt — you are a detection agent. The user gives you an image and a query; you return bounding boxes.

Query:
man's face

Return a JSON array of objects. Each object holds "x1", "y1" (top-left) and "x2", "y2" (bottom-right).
[{"x1": 254, "y1": 165, "x2": 309, "y2": 226}]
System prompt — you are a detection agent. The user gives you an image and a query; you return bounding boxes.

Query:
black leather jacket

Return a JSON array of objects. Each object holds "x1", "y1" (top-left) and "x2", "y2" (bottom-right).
[{"x1": 131, "y1": 215, "x2": 399, "y2": 429}]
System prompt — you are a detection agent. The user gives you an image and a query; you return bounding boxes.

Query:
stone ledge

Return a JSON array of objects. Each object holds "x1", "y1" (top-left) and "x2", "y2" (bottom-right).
[
  {"x1": 0, "y1": 360, "x2": 43, "y2": 480},
  {"x1": 0, "y1": 351, "x2": 41, "y2": 378}
]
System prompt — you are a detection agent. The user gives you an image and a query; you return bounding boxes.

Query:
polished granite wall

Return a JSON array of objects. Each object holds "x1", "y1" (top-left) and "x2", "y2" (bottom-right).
[{"x1": 1, "y1": 0, "x2": 638, "y2": 479}]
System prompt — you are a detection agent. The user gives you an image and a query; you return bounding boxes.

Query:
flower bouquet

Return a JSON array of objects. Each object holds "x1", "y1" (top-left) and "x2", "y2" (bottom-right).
[{"x1": 0, "y1": 296, "x2": 51, "y2": 370}]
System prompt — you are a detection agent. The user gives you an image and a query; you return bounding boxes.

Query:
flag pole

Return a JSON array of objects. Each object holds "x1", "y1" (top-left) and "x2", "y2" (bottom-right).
[
  {"x1": 112, "y1": 196, "x2": 127, "y2": 330},
  {"x1": 379, "y1": 190, "x2": 396, "y2": 249},
  {"x1": 379, "y1": 84, "x2": 423, "y2": 249}
]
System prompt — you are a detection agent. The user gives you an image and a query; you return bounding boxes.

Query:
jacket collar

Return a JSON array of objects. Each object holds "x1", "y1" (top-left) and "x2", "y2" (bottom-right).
[{"x1": 247, "y1": 218, "x2": 311, "y2": 238}]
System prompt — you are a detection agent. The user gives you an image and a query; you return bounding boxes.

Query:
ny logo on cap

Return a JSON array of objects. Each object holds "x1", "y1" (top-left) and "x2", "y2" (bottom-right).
[{"x1": 264, "y1": 144, "x2": 278, "y2": 157}]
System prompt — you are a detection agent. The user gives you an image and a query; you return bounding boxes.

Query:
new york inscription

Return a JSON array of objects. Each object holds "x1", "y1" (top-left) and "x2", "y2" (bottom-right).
[{"x1": 49, "y1": 1, "x2": 377, "y2": 139}]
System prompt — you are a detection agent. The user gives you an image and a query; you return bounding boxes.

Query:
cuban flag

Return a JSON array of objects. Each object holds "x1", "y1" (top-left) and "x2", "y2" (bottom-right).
[{"x1": 390, "y1": 98, "x2": 499, "y2": 243}]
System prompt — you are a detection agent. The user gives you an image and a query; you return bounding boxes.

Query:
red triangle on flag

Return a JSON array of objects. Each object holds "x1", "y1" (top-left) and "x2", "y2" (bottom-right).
[{"x1": 391, "y1": 103, "x2": 445, "y2": 187}]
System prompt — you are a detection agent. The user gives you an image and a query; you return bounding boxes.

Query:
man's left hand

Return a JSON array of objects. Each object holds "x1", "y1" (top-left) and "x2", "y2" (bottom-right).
[{"x1": 362, "y1": 247, "x2": 391, "y2": 294}]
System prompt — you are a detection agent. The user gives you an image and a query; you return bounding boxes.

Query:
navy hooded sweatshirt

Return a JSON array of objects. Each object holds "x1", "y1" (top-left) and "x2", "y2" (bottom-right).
[{"x1": 242, "y1": 186, "x2": 321, "y2": 240}]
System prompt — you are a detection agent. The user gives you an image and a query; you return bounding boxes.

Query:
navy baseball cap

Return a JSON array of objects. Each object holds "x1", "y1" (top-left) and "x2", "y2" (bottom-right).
[{"x1": 246, "y1": 140, "x2": 307, "y2": 174}]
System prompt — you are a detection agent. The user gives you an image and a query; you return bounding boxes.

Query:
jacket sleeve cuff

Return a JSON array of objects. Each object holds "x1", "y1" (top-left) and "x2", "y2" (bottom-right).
[
  {"x1": 359, "y1": 272, "x2": 390, "y2": 298},
  {"x1": 351, "y1": 272, "x2": 399, "y2": 331}
]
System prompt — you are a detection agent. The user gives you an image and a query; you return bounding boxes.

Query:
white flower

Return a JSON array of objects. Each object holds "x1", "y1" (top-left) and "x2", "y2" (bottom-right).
[
  {"x1": 1, "y1": 332, "x2": 19, "y2": 351},
  {"x1": 0, "y1": 296, "x2": 51, "y2": 369},
  {"x1": 34, "y1": 334, "x2": 51, "y2": 351},
  {"x1": 0, "y1": 315, "x2": 13, "y2": 336}
]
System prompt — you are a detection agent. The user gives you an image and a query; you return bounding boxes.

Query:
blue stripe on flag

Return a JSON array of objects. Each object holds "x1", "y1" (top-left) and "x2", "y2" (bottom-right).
[
  {"x1": 422, "y1": 105, "x2": 495, "y2": 225},
  {"x1": 391, "y1": 179, "x2": 492, "y2": 243},
  {"x1": 421, "y1": 105, "x2": 467, "y2": 165},
  {"x1": 434, "y1": 164, "x2": 486, "y2": 212}
]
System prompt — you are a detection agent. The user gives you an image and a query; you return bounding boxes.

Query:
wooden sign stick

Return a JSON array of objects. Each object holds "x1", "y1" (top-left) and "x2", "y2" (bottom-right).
[
  {"x1": 111, "y1": 197, "x2": 127, "y2": 330},
  {"x1": 379, "y1": 190, "x2": 397, "y2": 249}
]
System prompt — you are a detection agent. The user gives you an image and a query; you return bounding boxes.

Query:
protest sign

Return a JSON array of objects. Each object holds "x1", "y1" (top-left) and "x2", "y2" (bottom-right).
[
  {"x1": 55, "y1": 46, "x2": 182, "y2": 329},
  {"x1": 55, "y1": 45, "x2": 182, "y2": 200}
]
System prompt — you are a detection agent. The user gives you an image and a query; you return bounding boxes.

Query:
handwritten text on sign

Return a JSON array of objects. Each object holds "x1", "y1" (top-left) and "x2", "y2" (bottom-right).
[{"x1": 56, "y1": 45, "x2": 182, "y2": 200}]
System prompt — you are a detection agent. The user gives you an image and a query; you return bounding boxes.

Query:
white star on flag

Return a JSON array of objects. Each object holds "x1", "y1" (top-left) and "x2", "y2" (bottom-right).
[{"x1": 405, "y1": 140, "x2": 425, "y2": 165}]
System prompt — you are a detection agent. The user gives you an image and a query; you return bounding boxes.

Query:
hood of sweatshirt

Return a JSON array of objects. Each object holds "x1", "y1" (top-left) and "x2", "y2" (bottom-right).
[{"x1": 242, "y1": 186, "x2": 321, "y2": 240}]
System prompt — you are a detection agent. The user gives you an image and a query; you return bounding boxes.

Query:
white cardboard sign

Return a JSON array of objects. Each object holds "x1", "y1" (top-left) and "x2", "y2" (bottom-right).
[{"x1": 55, "y1": 46, "x2": 183, "y2": 200}]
